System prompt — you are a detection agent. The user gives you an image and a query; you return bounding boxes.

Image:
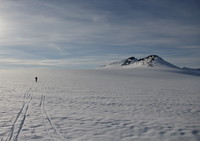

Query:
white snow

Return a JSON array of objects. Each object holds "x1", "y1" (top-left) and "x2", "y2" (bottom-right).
[{"x1": 0, "y1": 68, "x2": 200, "y2": 141}]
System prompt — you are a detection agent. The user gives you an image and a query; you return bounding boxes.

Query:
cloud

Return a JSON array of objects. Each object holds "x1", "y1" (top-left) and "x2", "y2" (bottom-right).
[
  {"x1": 0, "y1": 0, "x2": 199, "y2": 68},
  {"x1": 1, "y1": 0, "x2": 199, "y2": 47},
  {"x1": 0, "y1": 54, "x2": 131, "y2": 68}
]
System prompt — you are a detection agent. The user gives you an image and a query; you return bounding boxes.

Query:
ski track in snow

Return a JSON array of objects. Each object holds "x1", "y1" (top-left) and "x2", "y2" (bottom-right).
[
  {"x1": 40, "y1": 93, "x2": 68, "y2": 141},
  {"x1": 6, "y1": 87, "x2": 34, "y2": 141},
  {"x1": 0, "y1": 69, "x2": 200, "y2": 141},
  {"x1": 0, "y1": 84, "x2": 67, "y2": 141}
]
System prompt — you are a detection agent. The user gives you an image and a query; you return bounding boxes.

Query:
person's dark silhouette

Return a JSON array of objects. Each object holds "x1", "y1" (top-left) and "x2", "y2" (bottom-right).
[{"x1": 35, "y1": 77, "x2": 38, "y2": 82}]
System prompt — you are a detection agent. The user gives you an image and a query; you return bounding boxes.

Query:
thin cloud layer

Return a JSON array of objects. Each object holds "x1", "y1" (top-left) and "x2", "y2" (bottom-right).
[{"x1": 0, "y1": 0, "x2": 199, "y2": 68}]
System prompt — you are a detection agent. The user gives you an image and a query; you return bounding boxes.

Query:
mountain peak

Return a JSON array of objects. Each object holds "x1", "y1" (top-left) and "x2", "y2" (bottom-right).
[
  {"x1": 121, "y1": 56, "x2": 138, "y2": 66},
  {"x1": 134, "y1": 55, "x2": 176, "y2": 68},
  {"x1": 137, "y1": 55, "x2": 161, "y2": 67}
]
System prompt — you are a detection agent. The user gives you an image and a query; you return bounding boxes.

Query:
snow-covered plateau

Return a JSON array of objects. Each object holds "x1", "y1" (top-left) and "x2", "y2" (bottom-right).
[{"x1": 0, "y1": 67, "x2": 200, "y2": 141}]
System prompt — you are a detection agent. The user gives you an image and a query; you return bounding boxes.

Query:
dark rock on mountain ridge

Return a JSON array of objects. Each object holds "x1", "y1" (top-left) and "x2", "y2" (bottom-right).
[{"x1": 121, "y1": 57, "x2": 138, "y2": 66}]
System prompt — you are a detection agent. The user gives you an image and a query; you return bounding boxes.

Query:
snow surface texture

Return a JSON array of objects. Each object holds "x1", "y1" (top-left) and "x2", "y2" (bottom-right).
[{"x1": 0, "y1": 68, "x2": 200, "y2": 141}]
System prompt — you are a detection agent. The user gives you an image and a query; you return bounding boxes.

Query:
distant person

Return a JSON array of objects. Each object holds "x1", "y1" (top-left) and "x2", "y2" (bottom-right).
[{"x1": 35, "y1": 77, "x2": 38, "y2": 82}]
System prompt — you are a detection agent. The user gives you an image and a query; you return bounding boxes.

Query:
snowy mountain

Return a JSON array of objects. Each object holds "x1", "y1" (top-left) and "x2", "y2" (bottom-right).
[
  {"x1": 101, "y1": 55, "x2": 179, "y2": 69},
  {"x1": 100, "y1": 55, "x2": 200, "y2": 76}
]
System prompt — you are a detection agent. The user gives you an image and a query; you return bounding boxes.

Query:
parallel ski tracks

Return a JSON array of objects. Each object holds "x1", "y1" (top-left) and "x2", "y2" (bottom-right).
[
  {"x1": 40, "y1": 94, "x2": 68, "y2": 141},
  {"x1": 4, "y1": 85, "x2": 68, "y2": 141},
  {"x1": 6, "y1": 87, "x2": 34, "y2": 141}
]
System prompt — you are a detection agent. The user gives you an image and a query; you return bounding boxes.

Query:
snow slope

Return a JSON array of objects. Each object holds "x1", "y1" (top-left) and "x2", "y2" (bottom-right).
[
  {"x1": 100, "y1": 56, "x2": 138, "y2": 69},
  {"x1": 0, "y1": 68, "x2": 200, "y2": 141}
]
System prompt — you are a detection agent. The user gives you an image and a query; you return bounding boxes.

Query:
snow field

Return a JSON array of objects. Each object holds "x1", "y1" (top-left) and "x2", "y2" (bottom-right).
[{"x1": 0, "y1": 68, "x2": 200, "y2": 141}]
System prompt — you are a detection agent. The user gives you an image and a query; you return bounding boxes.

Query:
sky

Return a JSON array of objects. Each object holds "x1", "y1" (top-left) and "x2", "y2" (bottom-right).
[{"x1": 0, "y1": 0, "x2": 200, "y2": 69}]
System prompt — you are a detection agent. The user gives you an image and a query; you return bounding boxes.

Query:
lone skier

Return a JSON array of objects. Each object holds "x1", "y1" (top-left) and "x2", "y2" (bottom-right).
[{"x1": 35, "y1": 77, "x2": 38, "y2": 82}]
